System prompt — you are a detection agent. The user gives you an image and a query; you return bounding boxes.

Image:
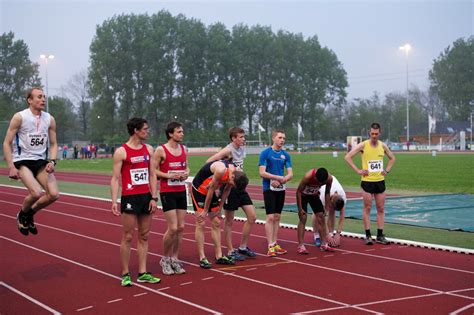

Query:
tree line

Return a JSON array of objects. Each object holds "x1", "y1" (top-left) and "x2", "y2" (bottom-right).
[{"x1": 1, "y1": 11, "x2": 473, "y2": 145}]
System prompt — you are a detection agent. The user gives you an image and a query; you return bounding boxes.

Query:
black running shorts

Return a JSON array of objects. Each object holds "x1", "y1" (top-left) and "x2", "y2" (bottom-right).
[
  {"x1": 263, "y1": 190, "x2": 285, "y2": 215},
  {"x1": 223, "y1": 187, "x2": 253, "y2": 211},
  {"x1": 361, "y1": 180, "x2": 386, "y2": 194},
  {"x1": 14, "y1": 160, "x2": 49, "y2": 178},
  {"x1": 120, "y1": 192, "x2": 152, "y2": 215},
  {"x1": 301, "y1": 194, "x2": 324, "y2": 214},
  {"x1": 191, "y1": 188, "x2": 221, "y2": 214},
  {"x1": 160, "y1": 191, "x2": 188, "y2": 212}
]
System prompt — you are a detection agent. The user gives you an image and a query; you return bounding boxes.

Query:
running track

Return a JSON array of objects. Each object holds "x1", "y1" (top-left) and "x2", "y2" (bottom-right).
[
  {"x1": 0, "y1": 168, "x2": 363, "y2": 203},
  {"x1": 1, "y1": 185, "x2": 473, "y2": 314}
]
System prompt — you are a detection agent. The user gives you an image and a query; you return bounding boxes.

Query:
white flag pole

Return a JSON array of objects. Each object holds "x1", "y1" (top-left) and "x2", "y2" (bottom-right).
[{"x1": 428, "y1": 115, "x2": 431, "y2": 150}]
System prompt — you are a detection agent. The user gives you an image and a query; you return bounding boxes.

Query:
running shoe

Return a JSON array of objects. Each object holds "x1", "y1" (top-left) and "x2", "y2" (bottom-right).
[
  {"x1": 170, "y1": 258, "x2": 186, "y2": 275},
  {"x1": 320, "y1": 244, "x2": 335, "y2": 252},
  {"x1": 376, "y1": 235, "x2": 390, "y2": 245},
  {"x1": 238, "y1": 246, "x2": 257, "y2": 258},
  {"x1": 365, "y1": 236, "x2": 374, "y2": 245},
  {"x1": 160, "y1": 257, "x2": 175, "y2": 275},
  {"x1": 17, "y1": 211, "x2": 29, "y2": 236},
  {"x1": 267, "y1": 246, "x2": 277, "y2": 257},
  {"x1": 297, "y1": 244, "x2": 309, "y2": 255},
  {"x1": 27, "y1": 212, "x2": 38, "y2": 235},
  {"x1": 121, "y1": 273, "x2": 132, "y2": 287},
  {"x1": 314, "y1": 237, "x2": 321, "y2": 247},
  {"x1": 137, "y1": 272, "x2": 161, "y2": 284},
  {"x1": 273, "y1": 244, "x2": 287, "y2": 255},
  {"x1": 228, "y1": 249, "x2": 246, "y2": 261},
  {"x1": 215, "y1": 256, "x2": 235, "y2": 265},
  {"x1": 199, "y1": 258, "x2": 212, "y2": 269}
]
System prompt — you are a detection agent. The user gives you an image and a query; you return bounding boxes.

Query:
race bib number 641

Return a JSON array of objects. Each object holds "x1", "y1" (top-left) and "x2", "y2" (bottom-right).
[
  {"x1": 130, "y1": 168, "x2": 149, "y2": 185},
  {"x1": 367, "y1": 160, "x2": 383, "y2": 173}
]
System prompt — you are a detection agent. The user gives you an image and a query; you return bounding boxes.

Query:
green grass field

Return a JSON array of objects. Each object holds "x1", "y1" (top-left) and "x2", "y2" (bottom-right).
[{"x1": 1, "y1": 152, "x2": 473, "y2": 249}]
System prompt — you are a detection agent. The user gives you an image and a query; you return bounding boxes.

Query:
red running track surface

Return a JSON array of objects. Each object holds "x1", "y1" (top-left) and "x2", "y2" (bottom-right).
[{"x1": 1, "y1": 185, "x2": 473, "y2": 314}]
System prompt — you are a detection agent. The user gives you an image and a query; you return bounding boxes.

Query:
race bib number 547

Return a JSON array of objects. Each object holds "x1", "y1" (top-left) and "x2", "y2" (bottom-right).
[
  {"x1": 130, "y1": 168, "x2": 149, "y2": 185},
  {"x1": 367, "y1": 160, "x2": 383, "y2": 173}
]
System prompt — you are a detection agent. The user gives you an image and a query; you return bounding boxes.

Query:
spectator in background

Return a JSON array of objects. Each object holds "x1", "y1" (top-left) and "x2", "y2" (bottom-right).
[
  {"x1": 62, "y1": 144, "x2": 68, "y2": 159},
  {"x1": 73, "y1": 144, "x2": 78, "y2": 159}
]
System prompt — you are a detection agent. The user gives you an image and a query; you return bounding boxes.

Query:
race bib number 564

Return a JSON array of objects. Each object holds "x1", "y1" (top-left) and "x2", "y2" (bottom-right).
[{"x1": 130, "y1": 168, "x2": 149, "y2": 185}]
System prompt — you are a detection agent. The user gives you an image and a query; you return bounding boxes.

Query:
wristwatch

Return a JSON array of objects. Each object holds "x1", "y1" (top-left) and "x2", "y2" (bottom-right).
[
  {"x1": 151, "y1": 197, "x2": 158, "y2": 202},
  {"x1": 49, "y1": 159, "x2": 57, "y2": 166}
]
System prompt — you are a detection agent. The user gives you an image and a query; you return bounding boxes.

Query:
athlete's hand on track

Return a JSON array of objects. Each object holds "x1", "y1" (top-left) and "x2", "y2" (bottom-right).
[{"x1": 327, "y1": 233, "x2": 341, "y2": 247}]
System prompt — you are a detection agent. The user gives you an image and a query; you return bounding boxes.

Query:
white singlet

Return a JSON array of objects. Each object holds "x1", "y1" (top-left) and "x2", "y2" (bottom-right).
[{"x1": 12, "y1": 108, "x2": 51, "y2": 162}]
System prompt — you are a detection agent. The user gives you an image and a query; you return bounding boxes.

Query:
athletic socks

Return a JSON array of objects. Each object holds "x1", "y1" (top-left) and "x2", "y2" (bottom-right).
[
  {"x1": 377, "y1": 229, "x2": 383, "y2": 237},
  {"x1": 365, "y1": 230, "x2": 372, "y2": 237}
]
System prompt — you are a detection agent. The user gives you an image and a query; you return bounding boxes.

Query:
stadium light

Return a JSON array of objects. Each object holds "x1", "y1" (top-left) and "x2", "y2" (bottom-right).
[{"x1": 40, "y1": 54, "x2": 55, "y2": 112}]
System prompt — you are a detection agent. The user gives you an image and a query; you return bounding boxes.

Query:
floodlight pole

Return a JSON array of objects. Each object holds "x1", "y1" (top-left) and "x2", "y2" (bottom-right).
[
  {"x1": 399, "y1": 44, "x2": 411, "y2": 150},
  {"x1": 40, "y1": 54, "x2": 55, "y2": 112}
]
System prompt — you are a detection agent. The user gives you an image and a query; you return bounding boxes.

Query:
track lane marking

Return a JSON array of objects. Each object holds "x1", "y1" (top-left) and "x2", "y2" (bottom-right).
[
  {"x1": 0, "y1": 235, "x2": 220, "y2": 314},
  {"x1": 0, "y1": 281, "x2": 61, "y2": 315}
]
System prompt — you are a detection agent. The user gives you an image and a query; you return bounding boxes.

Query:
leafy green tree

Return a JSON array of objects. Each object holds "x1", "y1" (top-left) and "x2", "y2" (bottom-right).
[
  {"x1": 48, "y1": 96, "x2": 77, "y2": 144},
  {"x1": 0, "y1": 32, "x2": 41, "y2": 118},
  {"x1": 429, "y1": 37, "x2": 474, "y2": 120}
]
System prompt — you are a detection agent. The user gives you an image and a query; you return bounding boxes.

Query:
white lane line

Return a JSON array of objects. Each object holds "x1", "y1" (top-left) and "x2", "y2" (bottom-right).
[
  {"x1": 0, "y1": 236, "x2": 220, "y2": 314},
  {"x1": 0, "y1": 281, "x2": 61, "y2": 315},
  {"x1": 133, "y1": 293, "x2": 148, "y2": 297},
  {"x1": 449, "y1": 303, "x2": 474, "y2": 315},
  {"x1": 180, "y1": 282, "x2": 193, "y2": 286},
  {"x1": 380, "y1": 247, "x2": 392, "y2": 250},
  {"x1": 107, "y1": 298, "x2": 122, "y2": 304},
  {"x1": 306, "y1": 257, "x2": 318, "y2": 260},
  {"x1": 76, "y1": 306, "x2": 94, "y2": 312},
  {"x1": 246, "y1": 268, "x2": 257, "y2": 271},
  {"x1": 323, "y1": 255, "x2": 334, "y2": 258},
  {"x1": 202, "y1": 277, "x2": 214, "y2": 281},
  {"x1": 365, "y1": 249, "x2": 376, "y2": 252}
]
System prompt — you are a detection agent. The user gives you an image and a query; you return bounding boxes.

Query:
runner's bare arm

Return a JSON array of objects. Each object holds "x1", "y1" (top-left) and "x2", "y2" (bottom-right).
[
  {"x1": 282, "y1": 167, "x2": 293, "y2": 184},
  {"x1": 259, "y1": 165, "x2": 285, "y2": 182},
  {"x1": 147, "y1": 144, "x2": 158, "y2": 201},
  {"x1": 45, "y1": 116, "x2": 58, "y2": 173},
  {"x1": 296, "y1": 170, "x2": 312, "y2": 212},
  {"x1": 3, "y1": 113, "x2": 22, "y2": 178},
  {"x1": 110, "y1": 147, "x2": 125, "y2": 216},
  {"x1": 344, "y1": 142, "x2": 367, "y2": 176},
  {"x1": 382, "y1": 142, "x2": 396, "y2": 175},
  {"x1": 206, "y1": 146, "x2": 231, "y2": 163}
]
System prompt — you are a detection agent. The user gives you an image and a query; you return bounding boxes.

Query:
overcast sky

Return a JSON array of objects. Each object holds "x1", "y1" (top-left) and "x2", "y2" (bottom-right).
[{"x1": 1, "y1": 0, "x2": 472, "y2": 101}]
